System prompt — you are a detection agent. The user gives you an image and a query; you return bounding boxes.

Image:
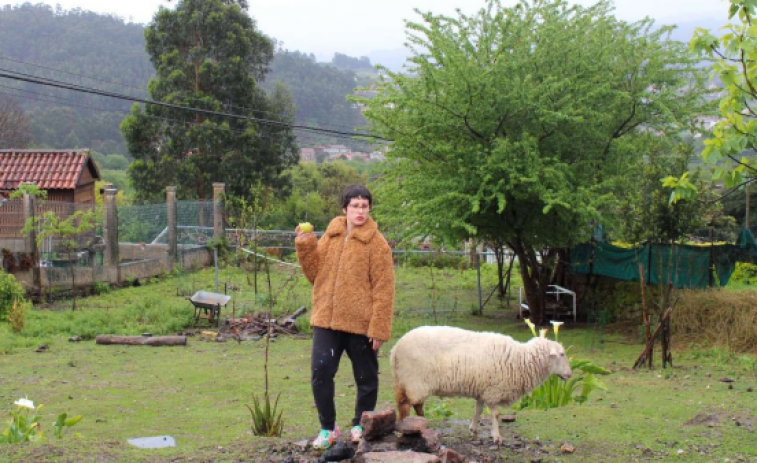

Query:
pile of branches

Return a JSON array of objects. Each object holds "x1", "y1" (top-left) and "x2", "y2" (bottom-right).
[{"x1": 219, "y1": 306, "x2": 307, "y2": 340}]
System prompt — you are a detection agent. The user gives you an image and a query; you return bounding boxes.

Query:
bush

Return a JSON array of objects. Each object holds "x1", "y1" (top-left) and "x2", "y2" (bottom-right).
[
  {"x1": 8, "y1": 300, "x2": 25, "y2": 333},
  {"x1": 0, "y1": 271, "x2": 26, "y2": 322},
  {"x1": 729, "y1": 262, "x2": 757, "y2": 285}
]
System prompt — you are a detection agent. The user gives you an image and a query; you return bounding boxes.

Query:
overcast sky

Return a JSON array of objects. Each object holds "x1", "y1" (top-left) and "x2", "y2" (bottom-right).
[{"x1": 33, "y1": 0, "x2": 727, "y2": 61}]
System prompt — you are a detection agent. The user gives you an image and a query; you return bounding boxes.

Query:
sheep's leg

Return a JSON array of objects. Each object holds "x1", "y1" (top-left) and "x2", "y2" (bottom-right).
[
  {"x1": 469, "y1": 399, "x2": 484, "y2": 437},
  {"x1": 413, "y1": 403, "x2": 425, "y2": 417},
  {"x1": 398, "y1": 402, "x2": 412, "y2": 421},
  {"x1": 489, "y1": 404, "x2": 502, "y2": 445}
]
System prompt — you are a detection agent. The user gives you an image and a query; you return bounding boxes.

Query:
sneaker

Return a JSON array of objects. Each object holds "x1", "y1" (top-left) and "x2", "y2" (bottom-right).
[
  {"x1": 312, "y1": 425, "x2": 340, "y2": 450},
  {"x1": 350, "y1": 425, "x2": 363, "y2": 443}
]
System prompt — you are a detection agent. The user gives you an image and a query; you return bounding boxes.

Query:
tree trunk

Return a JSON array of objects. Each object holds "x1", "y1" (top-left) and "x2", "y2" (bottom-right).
[
  {"x1": 494, "y1": 244, "x2": 506, "y2": 298},
  {"x1": 509, "y1": 238, "x2": 547, "y2": 324},
  {"x1": 96, "y1": 335, "x2": 187, "y2": 346}
]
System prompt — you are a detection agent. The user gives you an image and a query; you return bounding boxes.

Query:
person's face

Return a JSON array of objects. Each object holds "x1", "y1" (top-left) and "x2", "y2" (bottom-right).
[{"x1": 343, "y1": 196, "x2": 371, "y2": 228}]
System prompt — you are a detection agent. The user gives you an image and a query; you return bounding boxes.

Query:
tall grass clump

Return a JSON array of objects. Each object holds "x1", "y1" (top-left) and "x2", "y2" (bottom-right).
[{"x1": 673, "y1": 289, "x2": 757, "y2": 353}]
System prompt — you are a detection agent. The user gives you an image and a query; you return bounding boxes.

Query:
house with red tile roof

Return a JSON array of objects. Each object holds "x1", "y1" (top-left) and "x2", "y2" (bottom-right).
[{"x1": 0, "y1": 149, "x2": 101, "y2": 203}]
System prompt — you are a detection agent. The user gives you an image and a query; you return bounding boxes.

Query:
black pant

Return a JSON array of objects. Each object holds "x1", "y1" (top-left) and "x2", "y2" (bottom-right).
[{"x1": 311, "y1": 327, "x2": 379, "y2": 430}]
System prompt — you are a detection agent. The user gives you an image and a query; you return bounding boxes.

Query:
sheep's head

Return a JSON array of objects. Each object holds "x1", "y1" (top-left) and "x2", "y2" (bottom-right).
[{"x1": 546, "y1": 340, "x2": 572, "y2": 380}]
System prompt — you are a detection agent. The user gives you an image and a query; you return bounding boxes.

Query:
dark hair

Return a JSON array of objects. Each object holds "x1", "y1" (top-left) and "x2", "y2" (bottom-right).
[{"x1": 341, "y1": 184, "x2": 372, "y2": 208}]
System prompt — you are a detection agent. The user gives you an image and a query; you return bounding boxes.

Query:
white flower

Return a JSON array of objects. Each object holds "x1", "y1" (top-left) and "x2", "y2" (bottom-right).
[
  {"x1": 14, "y1": 398, "x2": 35, "y2": 410},
  {"x1": 539, "y1": 328, "x2": 548, "y2": 338}
]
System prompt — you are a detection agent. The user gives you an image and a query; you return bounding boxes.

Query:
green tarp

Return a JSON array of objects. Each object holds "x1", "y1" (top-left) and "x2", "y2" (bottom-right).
[{"x1": 570, "y1": 229, "x2": 757, "y2": 289}]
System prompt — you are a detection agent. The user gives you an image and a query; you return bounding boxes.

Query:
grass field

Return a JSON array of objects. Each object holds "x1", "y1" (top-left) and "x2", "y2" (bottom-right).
[{"x1": 1, "y1": 262, "x2": 756, "y2": 462}]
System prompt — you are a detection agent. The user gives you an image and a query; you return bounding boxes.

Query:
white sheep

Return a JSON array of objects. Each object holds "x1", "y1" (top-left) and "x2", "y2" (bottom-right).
[{"x1": 390, "y1": 325, "x2": 572, "y2": 444}]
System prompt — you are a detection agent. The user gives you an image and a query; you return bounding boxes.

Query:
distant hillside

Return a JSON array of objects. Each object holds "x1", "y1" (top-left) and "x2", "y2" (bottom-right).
[
  {"x1": 0, "y1": 4, "x2": 370, "y2": 155},
  {"x1": 0, "y1": 4, "x2": 153, "y2": 154}
]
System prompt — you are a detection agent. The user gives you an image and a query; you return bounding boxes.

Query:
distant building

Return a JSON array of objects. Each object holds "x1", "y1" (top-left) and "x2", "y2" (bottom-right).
[
  {"x1": 0, "y1": 149, "x2": 101, "y2": 203},
  {"x1": 370, "y1": 150, "x2": 386, "y2": 161},
  {"x1": 300, "y1": 148, "x2": 316, "y2": 162},
  {"x1": 324, "y1": 144, "x2": 350, "y2": 155}
]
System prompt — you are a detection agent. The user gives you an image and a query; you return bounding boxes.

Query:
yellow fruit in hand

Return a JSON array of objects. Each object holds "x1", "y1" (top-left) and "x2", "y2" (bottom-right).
[{"x1": 299, "y1": 222, "x2": 313, "y2": 233}]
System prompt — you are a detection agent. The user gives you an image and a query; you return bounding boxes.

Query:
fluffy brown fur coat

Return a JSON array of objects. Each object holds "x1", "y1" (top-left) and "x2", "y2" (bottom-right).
[{"x1": 295, "y1": 216, "x2": 395, "y2": 341}]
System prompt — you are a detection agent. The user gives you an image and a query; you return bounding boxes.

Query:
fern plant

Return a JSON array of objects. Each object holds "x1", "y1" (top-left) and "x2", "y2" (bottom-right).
[{"x1": 246, "y1": 393, "x2": 284, "y2": 437}]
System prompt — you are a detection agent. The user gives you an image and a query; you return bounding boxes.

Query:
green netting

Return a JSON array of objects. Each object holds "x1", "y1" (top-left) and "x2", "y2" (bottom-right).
[{"x1": 570, "y1": 230, "x2": 757, "y2": 289}]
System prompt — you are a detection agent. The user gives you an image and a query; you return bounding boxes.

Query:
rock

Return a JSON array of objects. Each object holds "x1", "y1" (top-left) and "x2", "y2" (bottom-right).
[
  {"x1": 322, "y1": 441, "x2": 355, "y2": 461},
  {"x1": 36, "y1": 344, "x2": 48, "y2": 353},
  {"x1": 488, "y1": 445, "x2": 499, "y2": 450},
  {"x1": 439, "y1": 448, "x2": 466, "y2": 463},
  {"x1": 68, "y1": 336, "x2": 82, "y2": 342},
  {"x1": 357, "y1": 434, "x2": 400, "y2": 454},
  {"x1": 293, "y1": 439, "x2": 309, "y2": 451},
  {"x1": 677, "y1": 449, "x2": 685, "y2": 456},
  {"x1": 720, "y1": 378, "x2": 735, "y2": 383},
  {"x1": 361, "y1": 409, "x2": 397, "y2": 441},
  {"x1": 747, "y1": 388, "x2": 753, "y2": 393},
  {"x1": 399, "y1": 429, "x2": 441, "y2": 454},
  {"x1": 499, "y1": 414, "x2": 516, "y2": 423},
  {"x1": 356, "y1": 451, "x2": 441, "y2": 463},
  {"x1": 561, "y1": 443, "x2": 576, "y2": 454},
  {"x1": 396, "y1": 416, "x2": 430, "y2": 435}
]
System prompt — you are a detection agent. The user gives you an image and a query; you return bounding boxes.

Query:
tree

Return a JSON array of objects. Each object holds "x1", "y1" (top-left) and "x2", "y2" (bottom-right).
[
  {"x1": 357, "y1": 0, "x2": 707, "y2": 323},
  {"x1": 667, "y1": 0, "x2": 757, "y2": 200},
  {"x1": 0, "y1": 95, "x2": 32, "y2": 148},
  {"x1": 121, "y1": 0, "x2": 298, "y2": 202}
]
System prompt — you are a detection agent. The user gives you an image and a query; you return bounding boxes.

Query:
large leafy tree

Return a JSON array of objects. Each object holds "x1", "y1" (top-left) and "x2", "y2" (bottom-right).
[
  {"x1": 358, "y1": 0, "x2": 707, "y2": 322},
  {"x1": 121, "y1": 0, "x2": 297, "y2": 201},
  {"x1": 668, "y1": 0, "x2": 757, "y2": 196}
]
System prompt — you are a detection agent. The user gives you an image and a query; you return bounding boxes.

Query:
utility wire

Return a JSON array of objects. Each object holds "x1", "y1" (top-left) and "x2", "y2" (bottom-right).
[
  {"x1": 0, "y1": 86, "x2": 367, "y2": 148},
  {"x1": 0, "y1": 68, "x2": 391, "y2": 141},
  {"x1": 0, "y1": 54, "x2": 374, "y2": 134}
]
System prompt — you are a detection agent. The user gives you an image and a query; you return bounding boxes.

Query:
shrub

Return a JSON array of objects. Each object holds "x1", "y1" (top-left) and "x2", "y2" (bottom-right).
[
  {"x1": 247, "y1": 393, "x2": 284, "y2": 437},
  {"x1": 0, "y1": 271, "x2": 26, "y2": 322},
  {"x1": 8, "y1": 300, "x2": 25, "y2": 333}
]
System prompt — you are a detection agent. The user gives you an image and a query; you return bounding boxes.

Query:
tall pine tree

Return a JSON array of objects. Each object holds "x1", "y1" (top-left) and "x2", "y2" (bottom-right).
[{"x1": 121, "y1": 0, "x2": 297, "y2": 201}]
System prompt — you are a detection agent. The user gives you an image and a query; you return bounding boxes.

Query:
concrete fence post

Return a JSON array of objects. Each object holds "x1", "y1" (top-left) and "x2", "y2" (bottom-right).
[
  {"x1": 103, "y1": 186, "x2": 119, "y2": 272},
  {"x1": 166, "y1": 186, "x2": 177, "y2": 262},
  {"x1": 213, "y1": 182, "x2": 225, "y2": 242},
  {"x1": 21, "y1": 182, "x2": 40, "y2": 288}
]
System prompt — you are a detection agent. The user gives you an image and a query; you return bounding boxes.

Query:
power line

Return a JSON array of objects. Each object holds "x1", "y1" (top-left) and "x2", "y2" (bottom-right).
[
  {"x1": 0, "y1": 54, "x2": 374, "y2": 134},
  {"x1": 0, "y1": 68, "x2": 390, "y2": 141},
  {"x1": 0, "y1": 85, "x2": 382, "y2": 148}
]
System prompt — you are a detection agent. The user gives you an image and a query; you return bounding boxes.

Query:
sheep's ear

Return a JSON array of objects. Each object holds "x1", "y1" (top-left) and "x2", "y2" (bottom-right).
[{"x1": 549, "y1": 349, "x2": 558, "y2": 357}]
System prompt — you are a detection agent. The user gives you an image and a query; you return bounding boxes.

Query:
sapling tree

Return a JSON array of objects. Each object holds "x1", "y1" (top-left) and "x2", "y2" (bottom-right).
[{"x1": 25, "y1": 210, "x2": 97, "y2": 311}]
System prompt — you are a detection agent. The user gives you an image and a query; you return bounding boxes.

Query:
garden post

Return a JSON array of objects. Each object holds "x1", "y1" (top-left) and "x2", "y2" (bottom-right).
[
  {"x1": 103, "y1": 186, "x2": 119, "y2": 276},
  {"x1": 166, "y1": 186, "x2": 177, "y2": 263},
  {"x1": 213, "y1": 182, "x2": 225, "y2": 242}
]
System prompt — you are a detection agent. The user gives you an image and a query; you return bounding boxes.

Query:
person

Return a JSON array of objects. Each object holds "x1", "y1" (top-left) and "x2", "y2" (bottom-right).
[{"x1": 295, "y1": 184, "x2": 395, "y2": 450}]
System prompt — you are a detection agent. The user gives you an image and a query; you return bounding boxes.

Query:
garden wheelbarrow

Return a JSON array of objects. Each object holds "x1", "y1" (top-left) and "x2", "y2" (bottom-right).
[{"x1": 188, "y1": 291, "x2": 231, "y2": 327}]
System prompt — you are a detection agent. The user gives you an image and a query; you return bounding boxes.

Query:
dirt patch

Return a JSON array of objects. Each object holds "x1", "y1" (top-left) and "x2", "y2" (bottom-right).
[{"x1": 684, "y1": 413, "x2": 725, "y2": 427}]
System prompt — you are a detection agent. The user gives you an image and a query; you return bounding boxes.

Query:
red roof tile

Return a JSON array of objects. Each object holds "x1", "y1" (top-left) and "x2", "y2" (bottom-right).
[{"x1": 0, "y1": 149, "x2": 100, "y2": 190}]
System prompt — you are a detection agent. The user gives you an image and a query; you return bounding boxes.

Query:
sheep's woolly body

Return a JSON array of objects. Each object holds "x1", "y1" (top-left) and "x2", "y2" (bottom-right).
[{"x1": 391, "y1": 326, "x2": 556, "y2": 407}]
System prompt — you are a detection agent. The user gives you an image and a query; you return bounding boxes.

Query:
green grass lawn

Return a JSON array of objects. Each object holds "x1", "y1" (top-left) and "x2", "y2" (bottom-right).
[{"x1": 1, "y1": 263, "x2": 756, "y2": 462}]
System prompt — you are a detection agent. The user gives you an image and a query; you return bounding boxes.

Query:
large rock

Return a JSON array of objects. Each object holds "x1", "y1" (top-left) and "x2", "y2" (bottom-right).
[
  {"x1": 355, "y1": 451, "x2": 441, "y2": 463},
  {"x1": 440, "y1": 448, "x2": 467, "y2": 463},
  {"x1": 396, "y1": 416, "x2": 430, "y2": 435},
  {"x1": 399, "y1": 428, "x2": 441, "y2": 454},
  {"x1": 357, "y1": 434, "x2": 400, "y2": 454},
  {"x1": 360, "y1": 409, "x2": 397, "y2": 441}
]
